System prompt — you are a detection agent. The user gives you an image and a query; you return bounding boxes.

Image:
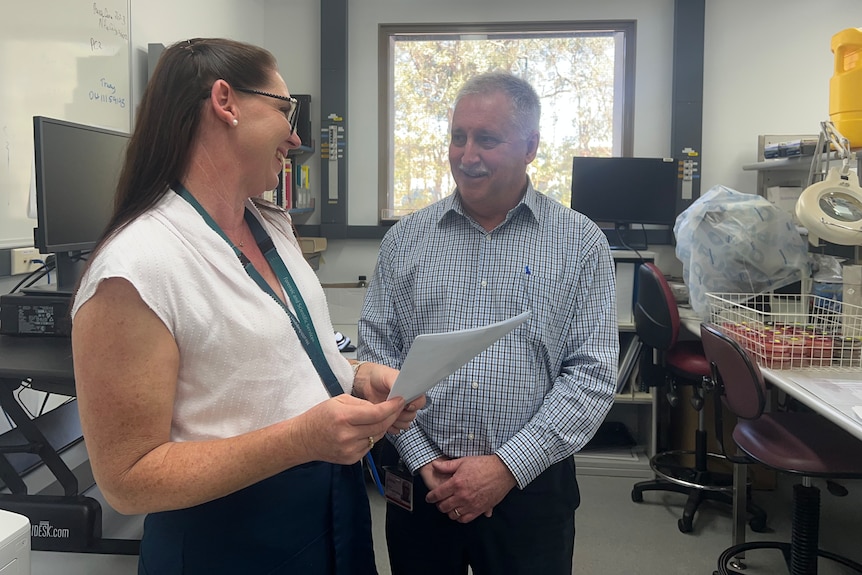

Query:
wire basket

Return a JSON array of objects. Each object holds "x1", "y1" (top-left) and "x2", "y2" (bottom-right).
[{"x1": 706, "y1": 292, "x2": 862, "y2": 370}]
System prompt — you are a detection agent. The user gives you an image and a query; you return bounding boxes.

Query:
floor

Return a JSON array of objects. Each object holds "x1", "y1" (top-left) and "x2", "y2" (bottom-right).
[
  {"x1": 28, "y1": 472, "x2": 862, "y2": 574},
  {"x1": 368, "y1": 472, "x2": 862, "y2": 575}
]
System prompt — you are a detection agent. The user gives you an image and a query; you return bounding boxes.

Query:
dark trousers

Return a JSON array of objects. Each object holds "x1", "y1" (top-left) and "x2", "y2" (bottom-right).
[
  {"x1": 385, "y1": 456, "x2": 579, "y2": 575},
  {"x1": 138, "y1": 461, "x2": 376, "y2": 575}
]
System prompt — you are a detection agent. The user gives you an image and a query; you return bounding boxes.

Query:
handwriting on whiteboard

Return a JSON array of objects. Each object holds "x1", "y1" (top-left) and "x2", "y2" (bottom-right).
[{"x1": 92, "y1": 3, "x2": 128, "y2": 41}]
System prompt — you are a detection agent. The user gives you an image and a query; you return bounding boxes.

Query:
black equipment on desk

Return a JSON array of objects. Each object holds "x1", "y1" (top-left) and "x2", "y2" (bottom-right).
[
  {"x1": 0, "y1": 292, "x2": 72, "y2": 337},
  {"x1": 32, "y1": 116, "x2": 129, "y2": 293},
  {"x1": 0, "y1": 342, "x2": 140, "y2": 555}
]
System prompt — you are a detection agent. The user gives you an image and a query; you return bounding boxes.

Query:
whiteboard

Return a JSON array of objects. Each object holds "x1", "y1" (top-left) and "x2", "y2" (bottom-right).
[{"x1": 0, "y1": 0, "x2": 131, "y2": 248}]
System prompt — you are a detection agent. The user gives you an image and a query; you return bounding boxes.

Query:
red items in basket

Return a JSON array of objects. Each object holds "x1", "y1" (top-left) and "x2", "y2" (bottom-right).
[
  {"x1": 758, "y1": 336, "x2": 808, "y2": 369},
  {"x1": 708, "y1": 292, "x2": 862, "y2": 370},
  {"x1": 805, "y1": 334, "x2": 835, "y2": 367}
]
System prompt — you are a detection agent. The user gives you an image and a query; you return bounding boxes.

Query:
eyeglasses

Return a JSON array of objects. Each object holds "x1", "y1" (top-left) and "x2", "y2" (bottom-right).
[{"x1": 234, "y1": 87, "x2": 300, "y2": 135}]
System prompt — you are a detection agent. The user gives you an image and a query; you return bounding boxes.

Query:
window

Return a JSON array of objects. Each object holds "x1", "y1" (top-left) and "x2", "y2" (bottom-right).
[{"x1": 378, "y1": 21, "x2": 636, "y2": 220}]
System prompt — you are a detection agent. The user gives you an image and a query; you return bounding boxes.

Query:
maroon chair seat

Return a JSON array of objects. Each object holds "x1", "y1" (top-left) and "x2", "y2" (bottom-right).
[
  {"x1": 736, "y1": 412, "x2": 862, "y2": 477},
  {"x1": 701, "y1": 323, "x2": 862, "y2": 575},
  {"x1": 666, "y1": 340, "x2": 711, "y2": 379}
]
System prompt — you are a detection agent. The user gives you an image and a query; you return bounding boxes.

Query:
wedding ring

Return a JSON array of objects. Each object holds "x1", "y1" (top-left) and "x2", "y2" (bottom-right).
[
  {"x1": 454, "y1": 508, "x2": 461, "y2": 517},
  {"x1": 368, "y1": 436, "x2": 375, "y2": 450}
]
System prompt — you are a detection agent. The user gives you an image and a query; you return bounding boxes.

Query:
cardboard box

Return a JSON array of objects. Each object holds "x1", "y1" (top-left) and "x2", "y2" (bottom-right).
[{"x1": 299, "y1": 236, "x2": 327, "y2": 254}]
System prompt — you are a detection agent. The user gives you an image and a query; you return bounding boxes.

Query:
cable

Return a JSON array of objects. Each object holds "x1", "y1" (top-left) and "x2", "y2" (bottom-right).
[
  {"x1": 29, "y1": 259, "x2": 49, "y2": 285},
  {"x1": 8, "y1": 265, "x2": 47, "y2": 294},
  {"x1": 6, "y1": 253, "x2": 57, "y2": 294},
  {"x1": 614, "y1": 222, "x2": 647, "y2": 263}
]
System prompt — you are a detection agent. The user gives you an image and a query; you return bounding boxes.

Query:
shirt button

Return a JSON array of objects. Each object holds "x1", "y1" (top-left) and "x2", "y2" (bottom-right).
[
  {"x1": 485, "y1": 235, "x2": 491, "y2": 241},
  {"x1": 468, "y1": 433, "x2": 475, "y2": 440},
  {"x1": 471, "y1": 381, "x2": 479, "y2": 389},
  {"x1": 480, "y1": 280, "x2": 487, "y2": 287}
]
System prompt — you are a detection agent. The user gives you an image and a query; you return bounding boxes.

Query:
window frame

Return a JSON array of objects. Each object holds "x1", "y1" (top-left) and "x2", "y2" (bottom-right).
[{"x1": 376, "y1": 20, "x2": 637, "y2": 222}]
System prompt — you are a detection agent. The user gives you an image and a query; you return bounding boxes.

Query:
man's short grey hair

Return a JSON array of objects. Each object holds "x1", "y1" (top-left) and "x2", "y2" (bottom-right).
[{"x1": 453, "y1": 71, "x2": 541, "y2": 137}]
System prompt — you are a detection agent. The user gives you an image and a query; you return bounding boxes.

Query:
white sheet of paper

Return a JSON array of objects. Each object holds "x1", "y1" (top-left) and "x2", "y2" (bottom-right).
[{"x1": 387, "y1": 310, "x2": 532, "y2": 402}]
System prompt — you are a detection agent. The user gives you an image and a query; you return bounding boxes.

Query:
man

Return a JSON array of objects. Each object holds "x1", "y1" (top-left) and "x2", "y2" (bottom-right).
[{"x1": 358, "y1": 71, "x2": 618, "y2": 574}]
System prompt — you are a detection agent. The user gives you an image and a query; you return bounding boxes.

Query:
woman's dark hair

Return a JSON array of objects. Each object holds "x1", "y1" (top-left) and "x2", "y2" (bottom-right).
[{"x1": 94, "y1": 38, "x2": 277, "y2": 253}]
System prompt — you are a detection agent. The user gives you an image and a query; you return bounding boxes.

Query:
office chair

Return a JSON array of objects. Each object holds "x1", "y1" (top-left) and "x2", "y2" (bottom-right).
[
  {"x1": 630, "y1": 262, "x2": 767, "y2": 534},
  {"x1": 700, "y1": 322, "x2": 862, "y2": 574}
]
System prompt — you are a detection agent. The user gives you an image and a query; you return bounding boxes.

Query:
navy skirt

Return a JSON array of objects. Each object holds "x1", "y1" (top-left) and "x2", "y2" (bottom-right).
[{"x1": 138, "y1": 461, "x2": 377, "y2": 575}]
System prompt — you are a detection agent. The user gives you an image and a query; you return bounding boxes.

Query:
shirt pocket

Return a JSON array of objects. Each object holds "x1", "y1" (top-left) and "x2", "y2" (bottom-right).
[{"x1": 495, "y1": 270, "x2": 558, "y2": 343}]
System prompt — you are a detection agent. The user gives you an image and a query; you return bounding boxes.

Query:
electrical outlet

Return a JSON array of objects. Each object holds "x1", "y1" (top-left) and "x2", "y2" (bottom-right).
[{"x1": 10, "y1": 247, "x2": 49, "y2": 275}]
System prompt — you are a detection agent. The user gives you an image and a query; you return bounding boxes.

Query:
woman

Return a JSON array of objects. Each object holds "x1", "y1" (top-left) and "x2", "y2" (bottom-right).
[{"x1": 71, "y1": 38, "x2": 421, "y2": 574}]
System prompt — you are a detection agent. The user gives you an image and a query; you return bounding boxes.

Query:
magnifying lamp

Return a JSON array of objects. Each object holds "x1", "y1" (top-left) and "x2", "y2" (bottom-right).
[
  {"x1": 795, "y1": 121, "x2": 861, "y2": 246},
  {"x1": 796, "y1": 166, "x2": 862, "y2": 245}
]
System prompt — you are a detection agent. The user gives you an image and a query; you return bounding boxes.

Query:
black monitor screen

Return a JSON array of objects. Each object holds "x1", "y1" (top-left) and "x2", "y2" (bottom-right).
[
  {"x1": 32, "y1": 116, "x2": 129, "y2": 292},
  {"x1": 570, "y1": 157, "x2": 678, "y2": 226},
  {"x1": 33, "y1": 116, "x2": 128, "y2": 252}
]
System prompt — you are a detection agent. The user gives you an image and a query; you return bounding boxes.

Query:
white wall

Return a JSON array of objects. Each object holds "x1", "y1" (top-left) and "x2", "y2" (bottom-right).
[
  {"x1": 702, "y1": 0, "x2": 862, "y2": 195},
  {"x1": 130, "y1": 0, "x2": 266, "y2": 120}
]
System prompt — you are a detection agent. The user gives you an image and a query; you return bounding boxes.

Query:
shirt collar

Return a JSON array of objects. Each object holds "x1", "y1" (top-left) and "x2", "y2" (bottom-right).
[{"x1": 438, "y1": 176, "x2": 540, "y2": 228}]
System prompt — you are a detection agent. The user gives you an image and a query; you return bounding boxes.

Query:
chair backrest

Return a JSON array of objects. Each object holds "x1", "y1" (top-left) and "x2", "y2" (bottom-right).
[
  {"x1": 633, "y1": 262, "x2": 679, "y2": 352},
  {"x1": 700, "y1": 323, "x2": 767, "y2": 420}
]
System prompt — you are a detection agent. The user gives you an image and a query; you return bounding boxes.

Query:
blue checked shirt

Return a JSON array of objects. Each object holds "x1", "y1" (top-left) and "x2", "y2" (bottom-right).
[{"x1": 357, "y1": 180, "x2": 618, "y2": 488}]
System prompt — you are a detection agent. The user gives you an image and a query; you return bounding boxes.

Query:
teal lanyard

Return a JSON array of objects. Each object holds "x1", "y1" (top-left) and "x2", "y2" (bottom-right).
[{"x1": 175, "y1": 185, "x2": 343, "y2": 398}]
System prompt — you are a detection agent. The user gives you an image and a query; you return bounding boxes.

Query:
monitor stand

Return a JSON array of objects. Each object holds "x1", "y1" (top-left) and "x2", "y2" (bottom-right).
[
  {"x1": 21, "y1": 252, "x2": 85, "y2": 297},
  {"x1": 605, "y1": 226, "x2": 648, "y2": 251}
]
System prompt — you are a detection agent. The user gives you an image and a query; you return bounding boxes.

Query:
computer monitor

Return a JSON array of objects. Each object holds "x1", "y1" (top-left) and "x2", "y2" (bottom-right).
[
  {"x1": 32, "y1": 116, "x2": 129, "y2": 293},
  {"x1": 570, "y1": 157, "x2": 679, "y2": 243}
]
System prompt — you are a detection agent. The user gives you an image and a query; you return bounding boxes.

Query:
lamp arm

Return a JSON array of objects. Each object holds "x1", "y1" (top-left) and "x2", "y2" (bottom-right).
[{"x1": 821, "y1": 121, "x2": 857, "y2": 178}]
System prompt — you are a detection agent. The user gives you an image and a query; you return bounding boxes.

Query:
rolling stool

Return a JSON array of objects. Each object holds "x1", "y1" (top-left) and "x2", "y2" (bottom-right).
[
  {"x1": 702, "y1": 323, "x2": 862, "y2": 575},
  {"x1": 628, "y1": 263, "x2": 767, "y2": 533}
]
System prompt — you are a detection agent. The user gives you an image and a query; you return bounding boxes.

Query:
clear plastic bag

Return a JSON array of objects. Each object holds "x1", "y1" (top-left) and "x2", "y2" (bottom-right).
[{"x1": 674, "y1": 185, "x2": 810, "y2": 318}]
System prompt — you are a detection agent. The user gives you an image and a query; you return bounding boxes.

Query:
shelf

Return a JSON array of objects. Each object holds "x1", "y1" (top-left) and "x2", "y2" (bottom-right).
[
  {"x1": 742, "y1": 152, "x2": 839, "y2": 172},
  {"x1": 288, "y1": 143, "x2": 315, "y2": 164},
  {"x1": 614, "y1": 391, "x2": 654, "y2": 404},
  {"x1": 575, "y1": 447, "x2": 652, "y2": 478},
  {"x1": 288, "y1": 144, "x2": 314, "y2": 155}
]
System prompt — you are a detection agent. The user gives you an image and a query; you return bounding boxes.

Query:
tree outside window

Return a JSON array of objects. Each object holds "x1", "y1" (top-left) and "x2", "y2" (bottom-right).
[{"x1": 379, "y1": 22, "x2": 635, "y2": 219}]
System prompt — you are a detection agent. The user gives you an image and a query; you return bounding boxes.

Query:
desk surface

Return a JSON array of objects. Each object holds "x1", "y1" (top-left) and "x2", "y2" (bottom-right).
[
  {"x1": 678, "y1": 308, "x2": 862, "y2": 442},
  {"x1": 0, "y1": 335, "x2": 75, "y2": 395},
  {"x1": 762, "y1": 368, "x2": 862, "y2": 441}
]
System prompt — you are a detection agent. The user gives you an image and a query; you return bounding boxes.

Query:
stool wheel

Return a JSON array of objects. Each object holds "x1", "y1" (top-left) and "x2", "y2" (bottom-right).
[
  {"x1": 678, "y1": 517, "x2": 693, "y2": 533},
  {"x1": 749, "y1": 515, "x2": 767, "y2": 533},
  {"x1": 631, "y1": 490, "x2": 643, "y2": 503}
]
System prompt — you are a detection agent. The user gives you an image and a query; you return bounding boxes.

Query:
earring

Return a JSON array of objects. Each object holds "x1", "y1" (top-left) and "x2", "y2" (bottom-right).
[{"x1": 232, "y1": 118, "x2": 238, "y2": 127}]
